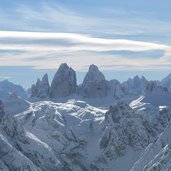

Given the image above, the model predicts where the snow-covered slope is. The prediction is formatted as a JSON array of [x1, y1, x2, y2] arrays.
[[2, 91, 171, 170], [15, 100, 106, 170], [2, 65, 171, 170], [0, 80, 29, 115], [0, 100, 62, 171], [12, 98, 167, 171], [3, 98, 30, 115], [0, 80, 27, 100], [131, 124, 171, 171], [2, 79, 171, 170], [91, 102, 157, 171], [129, 81, 171, 171]]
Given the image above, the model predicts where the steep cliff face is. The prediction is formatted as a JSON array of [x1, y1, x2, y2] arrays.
[[49, 63, 77, 98], [29, 64, 151, 101], [161, 73, 171, 92], [107, 79, 125, 99], [122, 75, 148, 96], [31, 73, 50, 98], [80, 64, 107, 98]]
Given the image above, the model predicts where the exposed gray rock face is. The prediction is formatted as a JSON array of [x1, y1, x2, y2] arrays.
[[107, 79, 125, 99], [145, 80, 168, 94], [161, 73, 171, 92], [81, 64, 107, 98], [122, 75, 148, 96], [132, 81, 171, 108], [49, 63, 77, 98], [31, 73, 50, 98]]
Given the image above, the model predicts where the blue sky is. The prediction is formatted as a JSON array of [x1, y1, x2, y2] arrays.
[[0, 0, 171, 88]]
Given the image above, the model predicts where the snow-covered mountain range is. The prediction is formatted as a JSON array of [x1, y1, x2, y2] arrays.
[[1, 63, 171, 171]]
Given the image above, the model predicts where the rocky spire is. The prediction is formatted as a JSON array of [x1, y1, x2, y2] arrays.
[[81, 64, 107, 98], [122, 75, 148, 95], [49, 63, 77, 98], [31, 73, 50, 98]]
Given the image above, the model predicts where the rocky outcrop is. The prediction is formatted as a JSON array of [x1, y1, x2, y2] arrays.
[[145, 80, 168, 94], [49, 63, 77, 98], [122, 75, 148, 96], [31, 73, 50, 98], [100, 102, 156, 159], [107, 79, 125, 99], [161, 73, 171, 92], [80, 64, 107, 98]]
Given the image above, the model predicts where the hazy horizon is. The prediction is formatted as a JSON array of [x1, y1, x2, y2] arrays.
[[1, 64, 171, 89]]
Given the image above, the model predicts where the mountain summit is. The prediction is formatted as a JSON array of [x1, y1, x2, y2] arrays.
[[49, 63, 77, 98], [80, 64, 107, 98]]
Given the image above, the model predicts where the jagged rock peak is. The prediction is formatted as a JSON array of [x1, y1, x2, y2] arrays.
[[122, 75, 148, 96], [81, 64, 107, 98], [89, 64, 99, 72], [86, 64, 105, 80], [100, 101, 156, 163], [49, 63, 77, 98], [42, 73, 48, 83], [105, 102, 132, 123], [146, 81, 168, 94], [58, 63, 70, 70], [107, 79, 125, 99], [31, 73, 50, 98], [141, 75, 147, 80]]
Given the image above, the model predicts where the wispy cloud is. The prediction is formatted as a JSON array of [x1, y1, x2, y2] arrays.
[[0, 31, 170, 71], [0, 2, 171, 73], [0, 31, 169, 52], [1, 2, 171, 40]]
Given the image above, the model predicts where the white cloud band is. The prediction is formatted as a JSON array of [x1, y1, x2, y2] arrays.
[[0, 31, 168, 52], [0, 31, 170, 71]]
